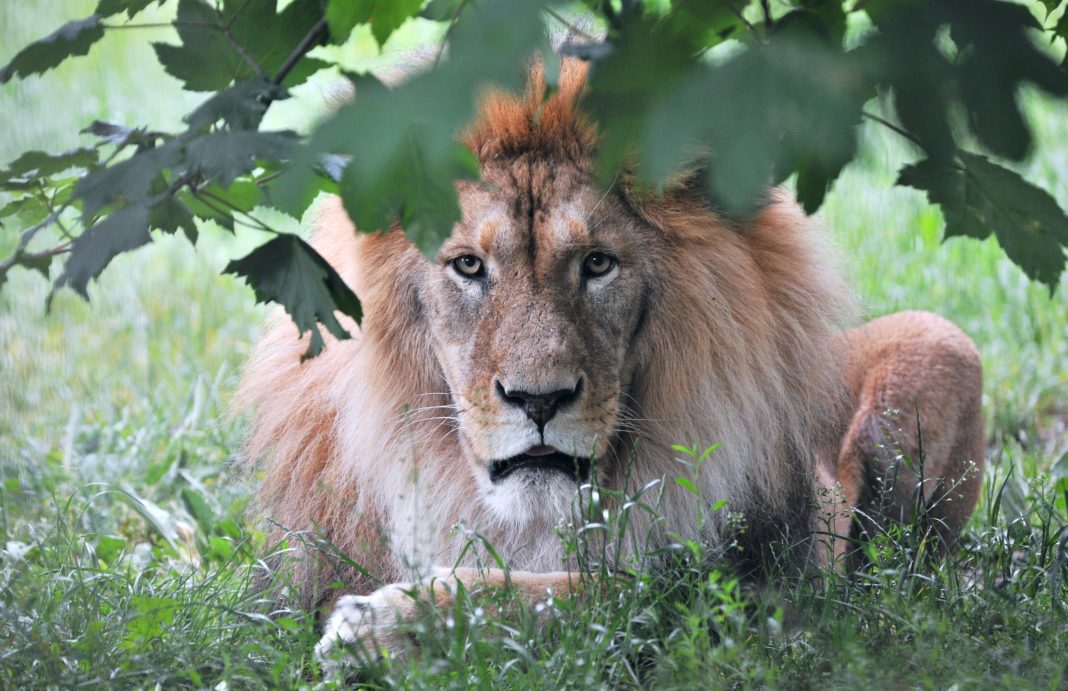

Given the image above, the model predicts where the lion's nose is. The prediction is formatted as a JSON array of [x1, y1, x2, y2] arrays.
[[495, 379, 583, 432]]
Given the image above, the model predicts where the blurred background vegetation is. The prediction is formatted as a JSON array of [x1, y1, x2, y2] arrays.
[[1, 1, 1065, 687]]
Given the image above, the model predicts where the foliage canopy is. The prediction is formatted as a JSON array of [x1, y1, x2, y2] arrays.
[[2, 0, 1067, 356]]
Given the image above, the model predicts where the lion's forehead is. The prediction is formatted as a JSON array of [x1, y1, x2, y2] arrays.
[[454, 195, 605, 264]]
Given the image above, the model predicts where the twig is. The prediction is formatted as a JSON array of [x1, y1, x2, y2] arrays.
[[759, 0, 772, 28], [193, 189, 278, 234], [601, 0, 621, 31], [546, 8, 596, 42], [0, 238, 71, 278], [272, 18, 328, 86], [435, 0, 471, 66], [862, 110, 924, 148]]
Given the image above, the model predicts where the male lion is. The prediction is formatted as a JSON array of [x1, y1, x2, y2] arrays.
[[235, 60, 984, 656]]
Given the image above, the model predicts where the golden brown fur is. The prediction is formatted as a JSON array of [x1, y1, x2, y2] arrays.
[[816, 311, 985, 565], [234, 59, 984, 653]]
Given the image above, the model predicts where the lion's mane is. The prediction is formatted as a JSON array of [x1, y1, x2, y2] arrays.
[[235, 61, 854, 606]]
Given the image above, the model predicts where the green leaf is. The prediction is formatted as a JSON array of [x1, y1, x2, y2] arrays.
[[634, 37, 864, 215], [154, 0, 328, 92], [327, 0, 424, 46], [149, 195, 198, 243], [340, 131, 478, 255], [420, 0, 469, 21], [950, 0, 1068, 161], [0, 196, 50, 226], [122, 595, 179, 650], [93, 535, 127, 564], [95, 0, 155, 18], [74, 139, 184, 219], [80, 120, 156, 147], [285, 0, 550, 253], [0, 15, 105, 84], [180, 487, 214, 536], [898, 152, 1068, 290], [0, 148, 98, 186], [54, 203, 152, 299], [675, 476, 699, 496], [184, 77, 289, 131], [224, 234, 363, 359], [184, 131, 298, 187]]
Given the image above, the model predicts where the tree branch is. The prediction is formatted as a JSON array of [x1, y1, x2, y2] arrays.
[[272, 17, 328, 86]]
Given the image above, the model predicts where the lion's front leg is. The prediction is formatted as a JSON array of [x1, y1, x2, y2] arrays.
[[315, 567, 579, 663]]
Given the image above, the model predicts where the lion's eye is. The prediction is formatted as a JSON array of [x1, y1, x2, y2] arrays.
[[582, 252, 616, 278], [451, 255, 485, 278]]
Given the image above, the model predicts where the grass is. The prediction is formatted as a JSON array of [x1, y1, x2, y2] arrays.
[[2, 2, 1067, 688]]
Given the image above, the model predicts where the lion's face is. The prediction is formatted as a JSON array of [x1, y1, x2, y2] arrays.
[[418, 160, 652, 519]]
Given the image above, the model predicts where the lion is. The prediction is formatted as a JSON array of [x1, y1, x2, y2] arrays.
[[233, 59, 984, 657]]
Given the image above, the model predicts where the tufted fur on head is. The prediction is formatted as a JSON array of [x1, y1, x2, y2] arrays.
[[234, 58, 855, 607]]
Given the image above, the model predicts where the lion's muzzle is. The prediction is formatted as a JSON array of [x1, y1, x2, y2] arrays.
[[494, 377, 584, 433]]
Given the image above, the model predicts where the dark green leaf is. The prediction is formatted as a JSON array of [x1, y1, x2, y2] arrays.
[[0, 15, 105, 84], [327, 0, 424, 46], [95, 0, 155, 18], [283, 0, 550, 252], [184, 131, 298, 187], [224, 234, 362, 359], [420, 0, 469, 21], [74, 140, 183, 219], [154, 0, 328, 92], [0, 148, 98, 186], [949, 1, 1068, 161], [341, 134, 478, 255], [0, 197, 50, 226], [898, 152, 1068, 289], [54, 203, 152, 299], [80, 121, 156, 147], [775, 1, 847, 45], [635, 37, 865, 215], [149, 195, 198, 243], [179, 189, 234, 232], [184, 78, 289, 131], [1057, 10, 1068, 41]]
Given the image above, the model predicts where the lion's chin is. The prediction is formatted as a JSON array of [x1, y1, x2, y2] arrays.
[[477, 446, 595, 527]]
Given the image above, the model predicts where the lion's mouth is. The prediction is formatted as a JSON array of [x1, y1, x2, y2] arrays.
[[489, 446, 591, 483]]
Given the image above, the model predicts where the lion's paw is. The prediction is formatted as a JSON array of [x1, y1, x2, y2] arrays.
[[315, 583, 417, 665]]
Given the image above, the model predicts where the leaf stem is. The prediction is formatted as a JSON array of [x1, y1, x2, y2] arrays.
[[436, 0, 471, 66], [224, 0, 255, 30], [100, 20, 218, 30], [222, 27, 265, 78], [272, 18, 328, 86], [193, 188, 278, 234], [863, 111, 923, 148]]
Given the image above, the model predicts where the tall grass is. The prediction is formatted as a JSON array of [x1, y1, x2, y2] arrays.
[[2, 2, 1067, 688]]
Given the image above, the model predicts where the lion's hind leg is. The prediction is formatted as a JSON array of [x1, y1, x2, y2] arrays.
[[836, 311, 985, 563]]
